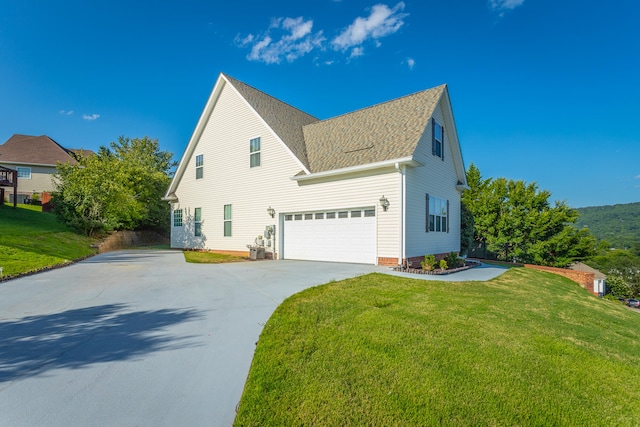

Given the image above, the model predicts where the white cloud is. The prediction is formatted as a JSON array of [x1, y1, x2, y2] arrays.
[[332, 2, 408, 51], [635, 174, 640, 179], [59, 110, 73, 116], [82, 113, 100, 121], [236, 17, 325, 64], [489, 0, 525, 15], [406, 57, 415, 70], [349, 47, 365, 59], [236, 3, 408, 64]]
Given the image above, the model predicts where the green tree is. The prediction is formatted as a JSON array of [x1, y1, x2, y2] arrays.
[[462, 163, 595, 266], [53, 136, 174, 236]]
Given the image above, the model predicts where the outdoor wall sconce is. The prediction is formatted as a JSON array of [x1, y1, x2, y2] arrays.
[[379, 196, 390, 212], [267, 206, 275, 218]]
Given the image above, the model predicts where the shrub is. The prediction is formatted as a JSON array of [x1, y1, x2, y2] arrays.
[[421, 254, 436, 271], [439, 259, 448, 270], [445, 252, 459, 269]]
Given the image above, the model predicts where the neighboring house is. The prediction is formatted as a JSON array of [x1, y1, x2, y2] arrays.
[[164, 73, 468, 266], [0, 134, 93, 203], [570, 262, 607, 296]]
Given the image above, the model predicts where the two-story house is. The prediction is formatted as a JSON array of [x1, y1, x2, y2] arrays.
[[0, 134, 93, 204], [164, 73, 468, 266]]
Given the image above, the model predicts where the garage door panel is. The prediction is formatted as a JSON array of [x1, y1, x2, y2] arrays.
[[283, 208, 376, 264]]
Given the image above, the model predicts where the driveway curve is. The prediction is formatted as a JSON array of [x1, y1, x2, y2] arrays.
[[0, 250, 378, 427], [0, 250, 506, 426]]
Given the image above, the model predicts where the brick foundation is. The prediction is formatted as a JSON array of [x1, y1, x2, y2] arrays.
[[524, 264, 597, 296], [378, 252, 458, 268], [377, 257, 399, 266]]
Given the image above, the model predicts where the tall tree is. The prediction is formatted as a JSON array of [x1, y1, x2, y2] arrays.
[[53, 136, 174, 236], [462, 163, 595, 266]]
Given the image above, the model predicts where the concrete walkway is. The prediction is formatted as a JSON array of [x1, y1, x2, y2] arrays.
[[0, 251, 506, 426]]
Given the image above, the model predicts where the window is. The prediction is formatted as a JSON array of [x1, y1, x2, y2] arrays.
[[326, 212, 336, 219], [432, 119, 444, 160], [250, 137, 261, 167], [338, 211, 348, 219], [294, 214, 303, 220], [364, 209, 376, 217], [17, 167, 31, 179], [315, 213, 324, 219], [285, 214, 293, 221], [194, 208, 202, 236], [351, 210, 361, 218], [304, 213, 313, 220], [426, 194, 449, 233], [173, 209, 183, 227], [224, 204, 232, 236], [195, 154, 203, 179]]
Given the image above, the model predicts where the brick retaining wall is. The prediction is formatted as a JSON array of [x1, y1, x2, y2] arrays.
[[524, 264, 597, 296]]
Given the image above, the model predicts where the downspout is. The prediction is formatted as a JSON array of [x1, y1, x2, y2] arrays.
[[395, 163, 406, 267]]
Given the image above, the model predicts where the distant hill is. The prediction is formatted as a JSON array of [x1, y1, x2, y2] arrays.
[[574, 202, 640, 249]]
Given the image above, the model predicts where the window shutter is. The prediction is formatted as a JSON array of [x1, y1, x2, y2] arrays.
[[446, 200, 450, 233], [431, 119, 435, 156], [441, 127, 445, 161], [425, 193, 430, 233]]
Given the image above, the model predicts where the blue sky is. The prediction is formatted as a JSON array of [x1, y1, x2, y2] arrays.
[[1, 0, 638, 208]]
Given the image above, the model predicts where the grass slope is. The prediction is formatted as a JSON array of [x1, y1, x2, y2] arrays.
[[236, 268, 640, 426], [0, 204, 97, 277]]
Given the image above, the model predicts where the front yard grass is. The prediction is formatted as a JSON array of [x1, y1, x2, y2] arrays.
[[0, 204, 97, 277], [183, 251, 250, 264], [235, 268, 640, 426]]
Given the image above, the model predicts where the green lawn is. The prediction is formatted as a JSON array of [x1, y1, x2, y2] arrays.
[[183, 251, 249, 264], [235, 268, 640, 426], [0, 204, 97, 277]]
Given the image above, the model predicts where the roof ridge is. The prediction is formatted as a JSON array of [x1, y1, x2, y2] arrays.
[[308, 84, 447, 126], [222, 73, 319, 121]]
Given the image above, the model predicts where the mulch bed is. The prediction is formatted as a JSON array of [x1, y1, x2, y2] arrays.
[[393, 259, 481, 275]]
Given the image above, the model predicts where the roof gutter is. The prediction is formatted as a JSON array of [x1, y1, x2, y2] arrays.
[[0, 160, 60, 167], [291, 156, 421, 182]]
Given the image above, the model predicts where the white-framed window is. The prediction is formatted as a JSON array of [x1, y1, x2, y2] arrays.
[[250, 137, 261, 167], [426, 194, 449, 233], [17, 167, 31, 179], [432, 119, 444, 160], [194, 208, 202, 236], [195, 154, 203, 179], [173, 209, 183, 227], [223, 204, 232, 236]]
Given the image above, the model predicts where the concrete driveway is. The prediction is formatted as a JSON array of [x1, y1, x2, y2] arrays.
[[0, 250, 379, 427], [0, 250, 507, 426]]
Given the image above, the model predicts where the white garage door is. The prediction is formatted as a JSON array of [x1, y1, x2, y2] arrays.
[[283, 207, 376, 264]]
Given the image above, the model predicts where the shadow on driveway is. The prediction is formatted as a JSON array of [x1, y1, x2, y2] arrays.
[[0, 304, 202, 383]]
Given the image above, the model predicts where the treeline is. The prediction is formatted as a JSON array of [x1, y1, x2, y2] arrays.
[[461, 164, 595, 267], [461, 163, 640, 298], [574, 202, 640, 250]]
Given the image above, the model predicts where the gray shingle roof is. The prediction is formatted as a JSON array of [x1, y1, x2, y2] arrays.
[[223, 74, 319, 171], [0, 134, 91, 166], [222, 74, 447, 174], [302, 85, 446, 173]]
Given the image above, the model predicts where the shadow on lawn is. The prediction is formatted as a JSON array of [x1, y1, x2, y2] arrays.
[[0, 303, 203, 382]]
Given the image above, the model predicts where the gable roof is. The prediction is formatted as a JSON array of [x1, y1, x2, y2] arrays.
[[302, 85, 445, 173], [0, 134, 91, 166], [165, 73, 467, 199], [224, 75, 319, 171], [570, 262, 607, 280]]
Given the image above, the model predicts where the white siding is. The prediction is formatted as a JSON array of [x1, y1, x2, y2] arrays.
[[171, 83, 400, 262], [404, 101, 462, 257]]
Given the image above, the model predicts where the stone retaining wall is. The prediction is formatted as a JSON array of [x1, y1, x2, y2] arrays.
[[97, 230, 169, 253]]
